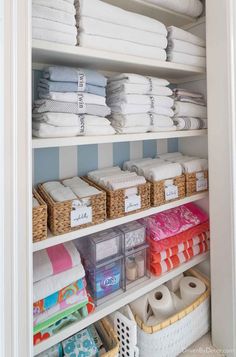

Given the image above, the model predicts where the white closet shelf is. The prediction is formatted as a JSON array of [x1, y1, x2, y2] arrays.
[[32, 40, 205, 79], [33, 251, 209, 355], [33, 192, 208, 252], [32, 130, 207, 149]]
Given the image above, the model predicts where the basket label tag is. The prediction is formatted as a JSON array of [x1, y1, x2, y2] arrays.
[[196, 178, 208, 192], [125, 195, 141, 213], [71, 206, 92, 227], [165, 185, 178, 201], [77, 94, 86, 113], [77, 72, 86, 91]]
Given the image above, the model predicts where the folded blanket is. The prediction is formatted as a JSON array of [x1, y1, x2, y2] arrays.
[[107, 94, 174, 108], [146, 162, 182, 181], [33, 278, 85, 316], [33, 0, 75, 14], [32, 28, 76, 45], [174, 117, 207, 130], [33, 264, 85, 302], [175, 97, 206, 106], [39, 92, 106, 106], [151, 232, 209, 263], [110, 113, 173, 128], [174, 102, 207, 118], [168, 26, 205, 47], [38, 78, 106, 97], [32, 4, 75, 25], [142, 203, 209, 242], [33, 100, 111, 117], [167, 51, 206, 67], [151, 240, 209, 276], [107, 81, 172, 96], [43, 66, 107, 87], [33, 113, 110, 127], [79, 33, 167, 61], [79, 16, 168, 49], [33, 17, 77, 35], [167, 39, 206, 57], [109, 103, 174, 117], [173, 88, 204, 99], [145, 0, 203, 18], [75, 0, 167, 36], [33, 242, 81, 283]]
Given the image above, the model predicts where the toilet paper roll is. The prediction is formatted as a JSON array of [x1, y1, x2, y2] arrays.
[[126, 261, 138, 281], [180, 276, 206, 305], [135, 254, 145, 278], [171, 292, 185, 312], [130, 294, 152, 323], [148, 285, 175, 320], [165, 273, 184, 292]]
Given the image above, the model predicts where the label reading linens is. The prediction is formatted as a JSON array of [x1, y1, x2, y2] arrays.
[[196, 178, 208, 192], [125, 195, 141, 213], [77, 73, 86, 91], [71, 206, 92, 227], [165, 185, 178, 201]]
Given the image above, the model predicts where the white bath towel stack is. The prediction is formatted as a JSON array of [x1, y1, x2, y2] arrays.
[[143, 0, 203, 18], [107, 73, 176, 134], [32, 0, 77, 45], [167, 26, 206, 68], [75, 0, 168, 60]]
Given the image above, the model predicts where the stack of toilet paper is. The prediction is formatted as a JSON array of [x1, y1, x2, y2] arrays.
[[130, 273, 206, 327]]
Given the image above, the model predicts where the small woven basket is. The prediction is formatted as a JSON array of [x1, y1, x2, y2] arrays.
[[95, 318, 119, 357], [32, 189, 47, 242], [186, 170, 208, 196], [86, 178, 151, 219], [38, 177, 106, 235], [150, 174, 186, 206]]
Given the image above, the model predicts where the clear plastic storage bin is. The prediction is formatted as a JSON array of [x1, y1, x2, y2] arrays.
[[118, 221, 146, 252], [125, 244, 149, 289]]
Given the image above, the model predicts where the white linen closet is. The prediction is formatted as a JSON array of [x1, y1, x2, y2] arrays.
[[2, 0, 236, 356]]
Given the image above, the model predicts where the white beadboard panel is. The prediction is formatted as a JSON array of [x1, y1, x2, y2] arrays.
[[156, 139, 168, 154], [98, 143, 113, 168], [130, 141, 143, 159], [59, 146, 78, 179]]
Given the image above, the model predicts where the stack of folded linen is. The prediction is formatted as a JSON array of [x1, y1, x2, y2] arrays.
[[33, 66, 115, 138], [143, 0, 203, 18], [107, 73, 176, 134], [158, 152, 208, 173], [75, 0, 168, 60], [88, 166, 146, 190], [167, 26, 206, 67], [140, 203, 210, 276], [32, 0, 77, 45], [172, 88, 207, 130], [123, 157, 182, 181], [33, 242, 88, 337]]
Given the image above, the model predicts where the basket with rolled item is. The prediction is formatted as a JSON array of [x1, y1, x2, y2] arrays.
[[37, 176, 106, 235], [86, 166, 151, 219]]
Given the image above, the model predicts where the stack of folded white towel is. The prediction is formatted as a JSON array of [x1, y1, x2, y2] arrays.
[[143, 0, 203, 18], [158, 152, 208, 173], [42, 177, 101, 203], [107, 73, 176, 134], [88, 166, 146, 190], [167, 26, 206, 67], [33, 66, 116, 138], [172, 88, 207, 130], [75, 0, 168, 60], [123, 158, 183, 182], [32, 0, 77, 45]]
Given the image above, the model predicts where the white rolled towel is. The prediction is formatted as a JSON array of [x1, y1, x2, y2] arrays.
[[50, 187, 78, 202], [180, 158, 208, 173], [62, 177, 89, 188], [147, 162, 183, 181], [123, 158, 152, 171]]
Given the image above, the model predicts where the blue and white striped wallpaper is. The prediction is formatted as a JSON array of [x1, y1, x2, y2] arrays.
[[32, 70, 178, 185]]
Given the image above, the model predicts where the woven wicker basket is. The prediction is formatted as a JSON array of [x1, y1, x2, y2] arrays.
[[133, 269, 210, 357], [86, 178, 151, 219], [32, 189, 47, 242], [38, 178, 106, 235], [96, 318, 119, 357], [186, 170, 208, 196], [150, 174, 186, 206]]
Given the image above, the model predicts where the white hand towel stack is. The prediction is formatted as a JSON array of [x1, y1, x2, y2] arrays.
[[143, 0, 203, 18], [172, 88, 207, 131], [167, 26, 206, 68], [75, 0, 168, 60], [158, 152, 208, 173], [32, 0, 77, 45], [107, 73, 176, 134]]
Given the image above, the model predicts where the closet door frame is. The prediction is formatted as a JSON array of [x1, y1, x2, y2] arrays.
[[207, 0, 236, 355], [3, 0, 32, 356]]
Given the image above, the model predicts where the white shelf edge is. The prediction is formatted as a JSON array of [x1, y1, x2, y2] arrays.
[[32, 130, 207, 149], [33, 251, 209, 355], [33, 192, 208, 252]]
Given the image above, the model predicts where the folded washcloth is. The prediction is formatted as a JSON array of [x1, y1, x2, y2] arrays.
[[168, 26, 205, 47], [33, 113, 111, 127], [43, 66, 107, 87], [33, 197, 40, 208], [123, 158, 152, 171], [78, 33, 167, 61], [99, 172, 137, 186], [79, 16, 168, 48], [32, 28, 76, 45], [174, 102, 207, 118], [33, 100, 111, 117], [33, 242, 81, 283], [33, 17, 77, 35], [72, 186, 101, 198], [49, 187, 78, 202], [42, 181, 63, 192], [109, 176, 146, 190], [144, 0, 203, 18], [107, 81, 172, 96], [32, 123, 81, 138], [32, 4, 75, 25], [88, 167, 122, 182], [109, 103, 174, 117], [33, 0, 75, 14], [167, 51, 206, 67], [75, 0, 167, 36], [167, 39, 206, 57], [38, 78, 106, 97], [38, 92, 106, 106], [107, 94, 174, 108], [147, 162, 183, 181], [62, 177, 89, 188], [108, 73, 169, 87]]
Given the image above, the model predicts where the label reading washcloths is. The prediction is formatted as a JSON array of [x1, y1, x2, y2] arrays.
[[125, 195, 141, 213], [165, 179, 179, 201]]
